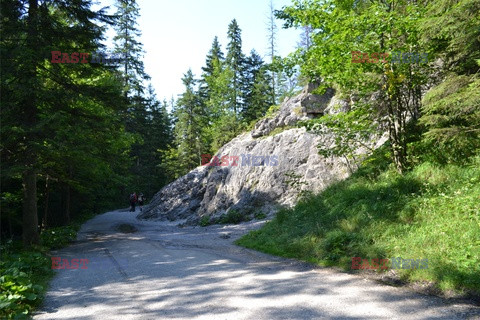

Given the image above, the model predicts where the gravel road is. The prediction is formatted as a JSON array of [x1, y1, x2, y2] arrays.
[[33, 209, 479, 320]]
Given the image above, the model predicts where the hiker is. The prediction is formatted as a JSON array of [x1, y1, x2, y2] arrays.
[[129, 192, 137, 212], [138, 193, 145, 212]]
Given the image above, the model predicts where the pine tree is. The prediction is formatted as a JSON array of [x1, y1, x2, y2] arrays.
[[112, 0, 173, 198], [226, 19, 246, 115], [242, 50, 274, 123], [201, 37, 225, 87], [113, 0, 150, 97], [266, 0, 278, 104], [174, 70, 206, 172], [418, 0, 480, 163], [0, 0, 131, 245], [199, 36, 226, 122]]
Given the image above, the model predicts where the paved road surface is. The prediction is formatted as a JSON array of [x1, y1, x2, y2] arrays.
[[33, 209, 479, 320]]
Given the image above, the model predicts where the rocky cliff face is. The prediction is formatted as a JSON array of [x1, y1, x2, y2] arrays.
[[138, 87, 386, 225]]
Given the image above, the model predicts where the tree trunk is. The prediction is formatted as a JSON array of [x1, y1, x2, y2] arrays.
[[21, 0, 40, 247], [388, 99, 407, 174], [42, 175, 50, 230], [22, 169, 39, 247], [65, 184, 71, 224]]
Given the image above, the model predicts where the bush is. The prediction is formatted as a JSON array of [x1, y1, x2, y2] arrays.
[[40, 225, 78, 249], [0, 242, 53, 319], [1, 215, 90, 318], [254, 211, 267, 220], [199, 216, 211, 227], [219, 209, 249, 224]]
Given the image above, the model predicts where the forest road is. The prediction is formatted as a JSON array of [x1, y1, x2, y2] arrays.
[[33, 209, 480, 320]]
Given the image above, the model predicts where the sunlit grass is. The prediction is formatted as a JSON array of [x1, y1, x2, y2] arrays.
[[237, 147, 480, 295]]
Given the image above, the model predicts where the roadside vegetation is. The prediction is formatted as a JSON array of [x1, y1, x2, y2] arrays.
[[0, 215, 91, 319], [237, 145, 480, 296], [237, 0, 480, 298]]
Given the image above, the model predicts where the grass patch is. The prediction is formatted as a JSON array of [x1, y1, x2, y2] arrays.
[[237, 147, 480, 295]]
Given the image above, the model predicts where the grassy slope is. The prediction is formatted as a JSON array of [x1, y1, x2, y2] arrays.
[[237, 147, 480, 295]]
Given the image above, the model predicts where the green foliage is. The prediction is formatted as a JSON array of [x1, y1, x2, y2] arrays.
[[276, 0, 431, 173], [0, 0, 143, 243], [419, 74, 480, 163], [419, 0, 480, 74], [254, 211, 267, 220], [199, 216, 211, 227], [219, 209, 250, 224], [226, 19, 246, 115], [265, 104, 281, 118], [172, 20, 279, 167], [40, 226, 78, 250], [237, 147, 480, 294], [242, 50, 274, 123], [174, 69, 207, 172], [113, 0, 150, 92], [0, 211, 91, 318], [302, 106, 379, 172], [0, 247, 52, 319]]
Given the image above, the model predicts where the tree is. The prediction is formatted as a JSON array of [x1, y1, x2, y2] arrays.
[[128, 85, 173, 196], [0, 0, 130, 245], [226, 19, 246, 115], [266, 0, 278, 104], [173, 70, 206, 172], [242, 50, 274, 123], [418, 0, 480, 163], [276, 0, 429, 173], [199, 36, 225, 102], [112, 0, 173, 198], [113, 0, 150, 97]]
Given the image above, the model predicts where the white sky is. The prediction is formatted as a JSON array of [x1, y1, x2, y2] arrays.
[[98, 0, 300, 101]]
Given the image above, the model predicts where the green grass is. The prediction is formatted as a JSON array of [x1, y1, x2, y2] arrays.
[[236, 147, 480, 295]]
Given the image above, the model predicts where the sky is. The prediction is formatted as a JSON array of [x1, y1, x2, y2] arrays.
[[98, 0, 301, 101]]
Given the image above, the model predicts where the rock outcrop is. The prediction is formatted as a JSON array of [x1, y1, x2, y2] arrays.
[[138, 87, 386, 224]]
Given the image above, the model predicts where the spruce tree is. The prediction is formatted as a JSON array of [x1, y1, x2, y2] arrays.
[[174, 70, 206, 172], [113, 0, 150, 96], [0, 0, 130, 245], [226, 19, 246, 115], [242, 50, 274, 123], [266, 0, 278, 104]]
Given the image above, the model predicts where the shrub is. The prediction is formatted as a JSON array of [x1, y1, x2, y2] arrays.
[[0, 243, 53, 319]]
